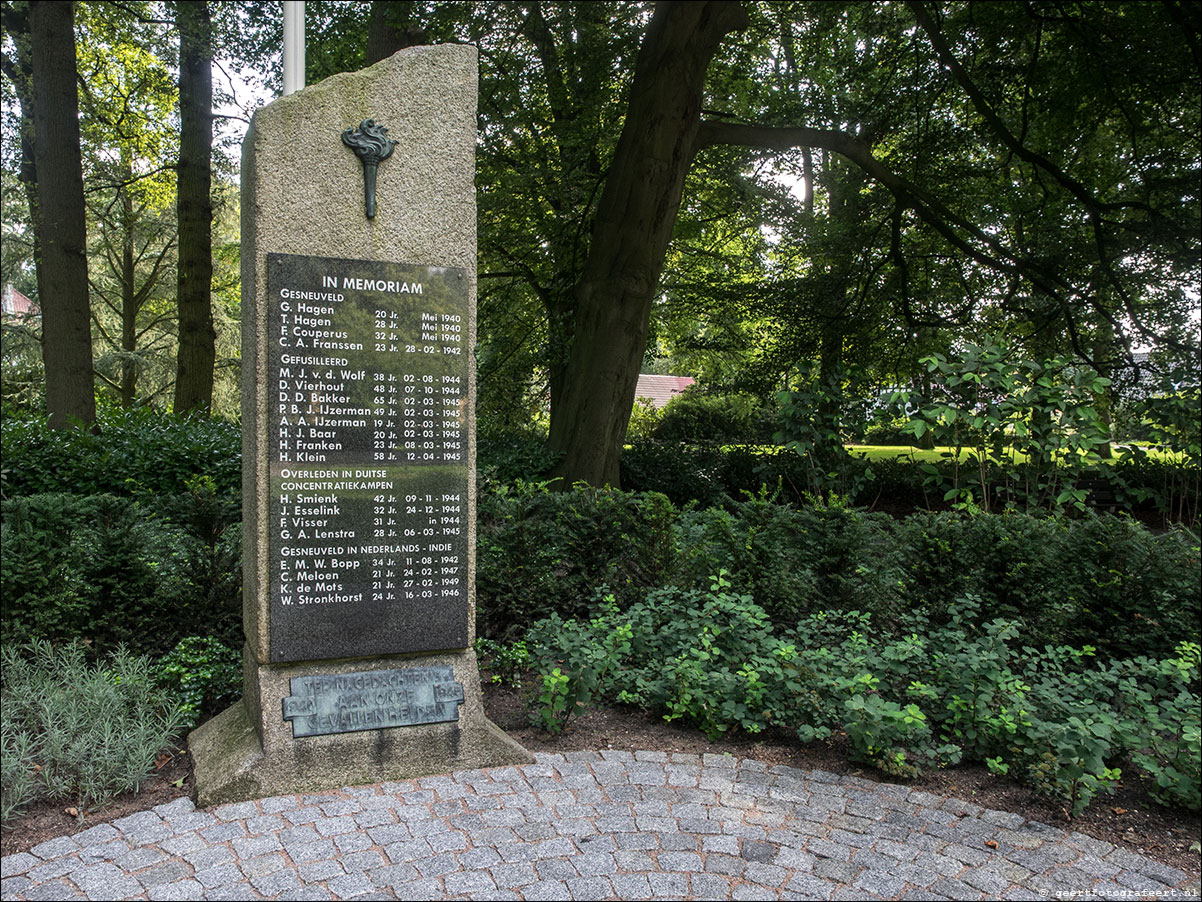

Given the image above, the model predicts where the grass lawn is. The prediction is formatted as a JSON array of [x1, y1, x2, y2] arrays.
[[736, 443, 1186, 465]]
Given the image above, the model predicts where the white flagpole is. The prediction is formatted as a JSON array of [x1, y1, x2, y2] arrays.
[[282, 1, 305, 96]]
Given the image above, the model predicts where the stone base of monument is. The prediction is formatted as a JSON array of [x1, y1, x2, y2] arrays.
[[190, 648, 531, 807]]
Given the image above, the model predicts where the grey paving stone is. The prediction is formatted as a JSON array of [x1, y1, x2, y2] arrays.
[[165, 810, 217, 833], [413, 852, 459, 878], [853, 869, 908, 898], [195, 862, 246, 889], [213, 800, 260, 821], [136, 859, 194, 888], [329, 871, 378, 898], [892, 860, 942, 888], [658, 850, 703, 871], [316, 814, 359, 836], [742, 839, 778, 863], [1, 853, 40, 879], [7, 754, 1199, 902], [733, 885, 780, 901], [219, 886, 281, 901], [930, 876, 987, 900], [77, 839, 131, 865], [338, 849, 385, 874], [428, 830, 469, 852], [445, 869, 498, 895], [201, 820, 248, 842], [184, 843, 235, 870], [72, 861, 144, 898], [388, 876, 445, 900], [785, 871, 836, 900], [566, 875, 614, 900], [29, 835, 80, 859], [485, 860, 536, 888], [573, 852, 617, 877], [18, 881, 86, 902], [703, 835, 741, 855], [239, 851, 287, 879], [807, 838, 852, 862], [289, 838, 339, 863], [114, 845, 166, 871], [27, 857, 82, 883], [153, 797, 197, 819], [962, 866, 1013, 894], [298, 858, 346, 882], [691, 872, 734, 898], [1, 875, 33, 898], [534, 856, 579, 881], [610, 856, 658, 875], [812, 857, 858, 884], [146, 878, 208, 901], [366, 862, 421, 887], [251, 868, 307, 896], [1137, 859, 1189, 886], [259, 794, 299, 813], [522, 878, 571, 900], [745, 861, 788, 888], [111, 810, 170, 842], [334, 832, 373, 856]]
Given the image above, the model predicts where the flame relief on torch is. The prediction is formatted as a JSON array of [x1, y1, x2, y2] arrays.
[[342, 119, 397, 219]]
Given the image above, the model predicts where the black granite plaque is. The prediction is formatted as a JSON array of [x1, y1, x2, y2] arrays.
[[267, 253, 470, 663], [281, 666, 464, 738]]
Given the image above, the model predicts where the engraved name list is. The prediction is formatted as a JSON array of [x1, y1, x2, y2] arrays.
[[266, 253, 470, 663]]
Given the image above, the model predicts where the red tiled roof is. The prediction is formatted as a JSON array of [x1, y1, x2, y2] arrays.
[[634, 374, 696, 409], [2, 285, 37, 317]]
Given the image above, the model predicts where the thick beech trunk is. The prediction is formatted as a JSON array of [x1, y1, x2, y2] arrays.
[[548, 1, 748, 487], [30, 1, 95, 429], [173, 0, 215, 416]]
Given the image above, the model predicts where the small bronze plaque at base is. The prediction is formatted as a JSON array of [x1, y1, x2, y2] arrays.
[[282, 666, 464, 738]]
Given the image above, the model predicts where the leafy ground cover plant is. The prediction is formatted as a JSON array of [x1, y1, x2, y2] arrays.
[[509, 586, 1200, 816], [524, 596, 633, 734], [1, 641, 184, 825]]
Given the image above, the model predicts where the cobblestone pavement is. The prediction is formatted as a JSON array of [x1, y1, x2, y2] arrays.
[[2, 751, 1199, 902]]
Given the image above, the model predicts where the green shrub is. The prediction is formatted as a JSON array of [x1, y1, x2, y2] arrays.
[[477, 433, 560, 488], [0, 406, 240, 498], [476, 482, 679, 639], [1, 492, 244, 657], [891, 511, 1199, 659], [677, 491, 904, 628], [1, 641, 184, 823], [621, 441, 731, 508], [652, 392, 776, 444], [156, 637, 242, 730]]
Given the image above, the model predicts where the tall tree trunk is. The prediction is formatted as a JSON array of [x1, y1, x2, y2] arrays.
[[121, 164, 138, 408], [548, 1, 748, 487], [1, 3, 39, 271], [173, 0, 215, 416], [29, 0, 95, 429], [366, 0, 422, 65]]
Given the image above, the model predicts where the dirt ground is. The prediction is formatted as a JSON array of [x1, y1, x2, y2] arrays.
[[3, 681, 1199, 881]]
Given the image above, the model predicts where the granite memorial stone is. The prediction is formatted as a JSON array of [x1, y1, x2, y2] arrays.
[[188, 45, 530, 807]]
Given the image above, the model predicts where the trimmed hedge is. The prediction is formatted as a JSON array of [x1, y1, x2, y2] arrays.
[[0, 406, 240, 498]]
